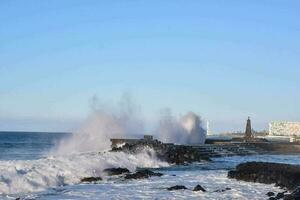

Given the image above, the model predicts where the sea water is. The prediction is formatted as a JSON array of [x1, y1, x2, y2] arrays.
[[0, 132, 299, 200]]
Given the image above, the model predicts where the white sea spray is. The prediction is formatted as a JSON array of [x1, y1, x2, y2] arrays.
[[0, 148, 168, 195]]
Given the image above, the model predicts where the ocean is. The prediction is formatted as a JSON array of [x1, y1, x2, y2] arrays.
[[0, 131, 299, 200]]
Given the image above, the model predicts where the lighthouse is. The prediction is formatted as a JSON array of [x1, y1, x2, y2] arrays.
[[244, 117, 254, 141]]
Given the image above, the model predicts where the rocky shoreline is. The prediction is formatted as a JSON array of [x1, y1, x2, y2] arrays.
[[111, 139, 211, 164], [228, 162, 300, 190], [80, 168, 163, 183], [77, 160, 300, 200], [61, 141, 300, 200], [110, 141, 300, 199], [228, 162, 300, 199], [80, 167, 225, 194]]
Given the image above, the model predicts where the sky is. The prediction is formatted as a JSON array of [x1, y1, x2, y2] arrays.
[[0, 0, 299, 133]]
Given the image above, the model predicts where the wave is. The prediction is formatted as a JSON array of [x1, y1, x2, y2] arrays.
[[0, 148, 168, 195]]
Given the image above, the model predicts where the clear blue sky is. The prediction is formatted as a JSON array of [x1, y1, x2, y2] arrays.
[[0, 0, 299, 133]]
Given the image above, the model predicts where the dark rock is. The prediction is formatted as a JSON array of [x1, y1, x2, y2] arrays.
[[111, 139, 211, 164], [269, 197, 277, 200], [103, 167, 130, 176], [214, 188, 232, 192], [276, 192, 285, 199], [193, 184, 206, 192], [227, 170, 237, 178], [283, 195, 294, 200], [228, 162, 300, 190], [283, 187, 300, 200], [267, 192, 275, 197], [81, 177, 102, 183], [124, 169, 163, 180], [167, 185, 187, 191], [291, 187, 300, 195]]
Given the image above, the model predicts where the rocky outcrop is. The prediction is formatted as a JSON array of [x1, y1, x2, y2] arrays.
[[167, 185, 187, 191], [81, 177, 102, 183], [124, 169, 163, 180], [164, 145, 211, 164], [228, 162, 300, 190], [266, 192, 275, 197], [284, 187, 300, 200], [193, 184, 206, 192], [103, 167, 130, 176], [112, 139, 210, 164]]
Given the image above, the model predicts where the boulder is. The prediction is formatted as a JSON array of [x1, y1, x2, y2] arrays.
[[124, 169, 163, 180], [167, 185, 187, 191], [228, 162, 300, 190], [81, 177, 102, 183], [193, 184, 206, 192], [214, 188, 231, 192], [276, 192, 285, 199], [266, 192, 275, 197], [103, 167, 130, 176]]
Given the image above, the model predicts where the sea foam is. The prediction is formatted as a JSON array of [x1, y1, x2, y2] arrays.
[[0, 149, 168, 195]]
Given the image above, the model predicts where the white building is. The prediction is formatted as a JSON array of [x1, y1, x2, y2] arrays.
[[269, 122, 300, 137]]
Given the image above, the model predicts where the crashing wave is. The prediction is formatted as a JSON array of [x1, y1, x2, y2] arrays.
[[0, 149, 168, 195]]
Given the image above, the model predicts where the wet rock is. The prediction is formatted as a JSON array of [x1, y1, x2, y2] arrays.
[[228, 162, 300, 190], [103, 167, 130, 176], [291, 187, 300, 199], [283, 187, 300, 200], [214, 188, 231, 192], [124, 169, 163, 180], [227, 170, 237, 178], [267, 192, 275, 197], [111, 139, 211, 164], [283, 195, 294, 200], [167, 185, 187, 191], [276, 192, 285, 199], [81, 177, 102, 183], [193, 184, 206, 192]]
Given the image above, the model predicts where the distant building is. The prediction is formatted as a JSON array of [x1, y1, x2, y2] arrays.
[[143, 135, 154, 141], [269, 122, 300, 137]]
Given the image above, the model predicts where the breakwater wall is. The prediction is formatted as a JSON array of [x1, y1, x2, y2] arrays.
[[251, 142, 300, 154], [111, 137, 300, 164], [111, 139, 266, 164]]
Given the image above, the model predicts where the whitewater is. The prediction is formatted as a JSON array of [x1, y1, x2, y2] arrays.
[[2, 150, 300, 199], [0, 149, 168, 195], [0, 100, 298, 199]]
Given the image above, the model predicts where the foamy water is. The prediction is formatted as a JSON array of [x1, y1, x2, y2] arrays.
[[1, 130, 300, 200], [0, 149, 168, 196], [44, 170, 281, 200], [2, 154, 300, 199]]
